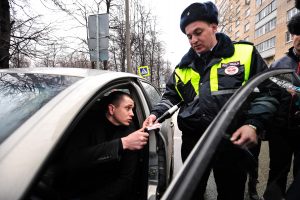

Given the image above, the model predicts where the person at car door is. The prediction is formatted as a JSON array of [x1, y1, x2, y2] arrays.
[[263, 13, 300, 200], [57, 91, 149, 200], [144, 2, 279, 200]]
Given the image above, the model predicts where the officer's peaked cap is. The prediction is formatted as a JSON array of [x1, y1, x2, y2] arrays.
[[180, 1, 218, 33]]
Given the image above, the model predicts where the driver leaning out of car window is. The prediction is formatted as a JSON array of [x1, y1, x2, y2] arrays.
[[55, 91, 149, 200]]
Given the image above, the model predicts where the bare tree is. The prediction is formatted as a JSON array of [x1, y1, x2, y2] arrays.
[[132, 3, 150, 68], [47, 0, 119, 70], [109, 2, 127, 72], [56, 51, 91, 68], [129, 1, 171, 88], [0, 0, 58, 68], [10, 53, 30, 68], [2, 0, 172, 89], [0, 0, 11, 68]]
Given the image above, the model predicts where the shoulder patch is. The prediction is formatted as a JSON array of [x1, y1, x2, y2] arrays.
[[233, 40, 254, 45]]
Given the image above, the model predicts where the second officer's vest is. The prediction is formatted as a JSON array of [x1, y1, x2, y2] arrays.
[[174, 43, 253, 101]]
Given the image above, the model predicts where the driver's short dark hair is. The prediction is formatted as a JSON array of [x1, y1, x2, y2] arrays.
[[101, 91, 132, 113]]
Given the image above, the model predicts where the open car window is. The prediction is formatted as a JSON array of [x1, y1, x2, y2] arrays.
[[24, 81, 151, 200], [163, 69, 300, 200], [140, 81, 161, 108]]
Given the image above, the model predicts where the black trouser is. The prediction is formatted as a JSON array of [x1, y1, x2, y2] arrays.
[[181, 133, 248, 200], [286, 171, 300, 200], [266, 129, 300, 197], [248, 139, 261, 183]]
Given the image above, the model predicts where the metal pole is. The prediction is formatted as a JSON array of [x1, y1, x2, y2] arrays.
[[96, 14, 100, 69], [125, 0, 132, 73]]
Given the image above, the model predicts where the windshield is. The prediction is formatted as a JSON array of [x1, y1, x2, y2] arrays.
[[0, 72, 81, 144]]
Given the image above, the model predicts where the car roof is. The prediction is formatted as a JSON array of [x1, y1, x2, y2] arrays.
[[0, 67, 139, 79]]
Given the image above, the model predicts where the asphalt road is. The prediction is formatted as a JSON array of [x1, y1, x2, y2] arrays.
[[171, 112, 293, 200]]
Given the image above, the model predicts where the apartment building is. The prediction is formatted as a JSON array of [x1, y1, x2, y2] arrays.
[[215, 0, 299, 65]]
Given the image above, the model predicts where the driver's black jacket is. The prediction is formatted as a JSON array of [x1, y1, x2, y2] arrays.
[[151, 33, 279, 136], [56, 113, 138, 200]]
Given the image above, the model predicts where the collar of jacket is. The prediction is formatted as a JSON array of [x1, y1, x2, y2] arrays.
[[287, 47, 300, 62], [176, 33, 235, 69]]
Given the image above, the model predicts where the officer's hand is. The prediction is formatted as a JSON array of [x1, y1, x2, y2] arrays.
[[121, 128, 149, 150], [143, 114, 157, 127], [231, 125, 258, 148]]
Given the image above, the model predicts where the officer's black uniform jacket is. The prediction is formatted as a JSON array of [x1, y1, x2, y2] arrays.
[[270, 47, 300, 131], [151, 33, 278, 136], [57, 113, 138, 200]]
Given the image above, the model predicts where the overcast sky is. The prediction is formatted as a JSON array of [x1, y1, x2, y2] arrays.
[[144, 0, 204, 67], [144, 0, 211, 66], [30, 0, 212, 67]]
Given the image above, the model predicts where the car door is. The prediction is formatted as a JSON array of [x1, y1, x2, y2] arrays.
[[161, 69, 300, 200], [22, 76, 172, 200], [139, 80, 175, 199]]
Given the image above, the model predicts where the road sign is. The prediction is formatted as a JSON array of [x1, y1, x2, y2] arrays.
[[89, 49, 109, 61], [138, 66, 150, 77], [88, 14, 109, 39], [88, 38, 109, 50], [88, 14, 109, 62]]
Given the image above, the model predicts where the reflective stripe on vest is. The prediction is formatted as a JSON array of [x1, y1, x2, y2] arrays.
[[210, 43, 253, 92], [174, 67, 199, 100], [175, 43, 253, 99]]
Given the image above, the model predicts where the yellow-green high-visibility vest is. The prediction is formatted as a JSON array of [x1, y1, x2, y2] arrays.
[[175, 43, 253, 100]]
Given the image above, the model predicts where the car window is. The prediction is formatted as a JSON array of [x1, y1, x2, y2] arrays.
[[0, 73, 81, 144], [162, 70, 300, 200], [140, 81, 161, 107], [24, 84, 151, 200]]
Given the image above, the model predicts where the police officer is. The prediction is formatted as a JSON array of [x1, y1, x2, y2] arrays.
[[145, 1, 278, 200]]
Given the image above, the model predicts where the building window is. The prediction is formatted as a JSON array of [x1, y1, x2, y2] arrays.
[[286, 32, 292, 43], [287, 8, 299, 22], [245, 0, 250, 5], [256, 0, 262, 6], [255, 17, 276, 38], [256, 37, 276, 52], [244, 23, 250, 32], [228, 25, 232, 32], [236, 19, 240, 27], [244, 36, 250, 41], [245, 8, 251, 17], [235, 31, 240, 39], [255, 0, 277, 23], [236, 5, 241, 14]]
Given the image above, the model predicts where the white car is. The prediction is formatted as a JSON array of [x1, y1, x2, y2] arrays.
[[0, 67, 174, 200]]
